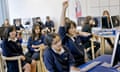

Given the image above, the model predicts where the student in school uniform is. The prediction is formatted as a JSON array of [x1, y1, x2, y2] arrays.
[[14, 19, 24, 31], [82, 16, 94, 33], [35, 17, 45, 29], [44, 33, 80, 72], [102, 10, 114, 48], [45, 16, 55, 32], [81, 16, 100, 59], [26, 24, 45, 72], [17, 32, 23, 44], [1, 26, 31, 72], [1, 19, 11, 40], [14, 19, 24, 40], [59, 1, 92, 66], [2, 19, 10, 27]]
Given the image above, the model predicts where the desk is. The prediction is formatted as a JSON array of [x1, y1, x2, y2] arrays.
[[91, 34, 115, 57], [79, 55, 119, 72], [100, 35, 115, 55], [92, 29, 116, 55]]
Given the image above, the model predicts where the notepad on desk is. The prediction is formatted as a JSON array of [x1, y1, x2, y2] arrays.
[[80, 61, 101, 72]]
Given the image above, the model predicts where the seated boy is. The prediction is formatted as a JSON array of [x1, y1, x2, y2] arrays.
[[43, 33, 80, 72]]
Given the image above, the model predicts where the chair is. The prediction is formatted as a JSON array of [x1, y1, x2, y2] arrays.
[[0, 53, 5, 72], [2, 56, 22, 72], [37, 48, 48, 72], [84, 35, 97, 62], [91, 36, 95, 60]]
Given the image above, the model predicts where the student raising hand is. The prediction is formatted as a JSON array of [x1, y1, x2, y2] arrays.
[[61, 1, 69, 26]]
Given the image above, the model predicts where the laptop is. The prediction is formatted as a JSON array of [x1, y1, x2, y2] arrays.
[[101, 32, 120, 67], [111, 32, 120, 66], [102, 16, 113, 29], [93, 16, 101, 28], [80, 32, 120, 72], [111, 15, 120, 28], [77, 17, 86, 26]]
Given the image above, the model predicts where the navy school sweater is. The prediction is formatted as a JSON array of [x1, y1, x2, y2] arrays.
[[27, 35, 44, 53], [1, 39, 32, 72], [1, 39, 23, 57], [43, 46, 75, 72], [59, 27, 92, 66]]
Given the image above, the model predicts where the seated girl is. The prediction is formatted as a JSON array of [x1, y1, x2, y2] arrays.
[[26, 24, 45, 72], [59, 1, 92, 66], [1, 26, 31, 72], [81, 16, 100, 59]]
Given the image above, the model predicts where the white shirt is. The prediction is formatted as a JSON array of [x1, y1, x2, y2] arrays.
[[52, 47, 65, 55], [8, 37, 17, 42]]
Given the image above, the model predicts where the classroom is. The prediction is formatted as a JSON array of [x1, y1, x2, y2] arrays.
[[0, 0, 120, 72]]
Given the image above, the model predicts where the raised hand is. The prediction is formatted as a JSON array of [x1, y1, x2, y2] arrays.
[[63, 1, 69, 9], [60, 1, 69, 26]]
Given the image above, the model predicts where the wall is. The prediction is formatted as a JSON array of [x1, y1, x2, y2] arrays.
[[0, 0, 9, 26], [8, 0, 62, 25], [8, 0, 87, 27], [8, 0, 120, 27], [87, 0, 120, 16], [68, 0, 87, 21]]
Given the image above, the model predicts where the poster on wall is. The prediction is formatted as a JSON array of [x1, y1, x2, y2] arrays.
[[75, 0, 82, 18]]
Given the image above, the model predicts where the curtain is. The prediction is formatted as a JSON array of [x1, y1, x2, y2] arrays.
[[0, 0, 9, 26]]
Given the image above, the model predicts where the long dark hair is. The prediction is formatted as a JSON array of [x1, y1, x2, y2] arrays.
[[31, 24, 42, 40], [3, 26, 16, 40], [103, 10, 111, 23]]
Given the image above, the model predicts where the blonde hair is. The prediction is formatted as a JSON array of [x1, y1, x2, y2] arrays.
[[103, 10, 111, 22]]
